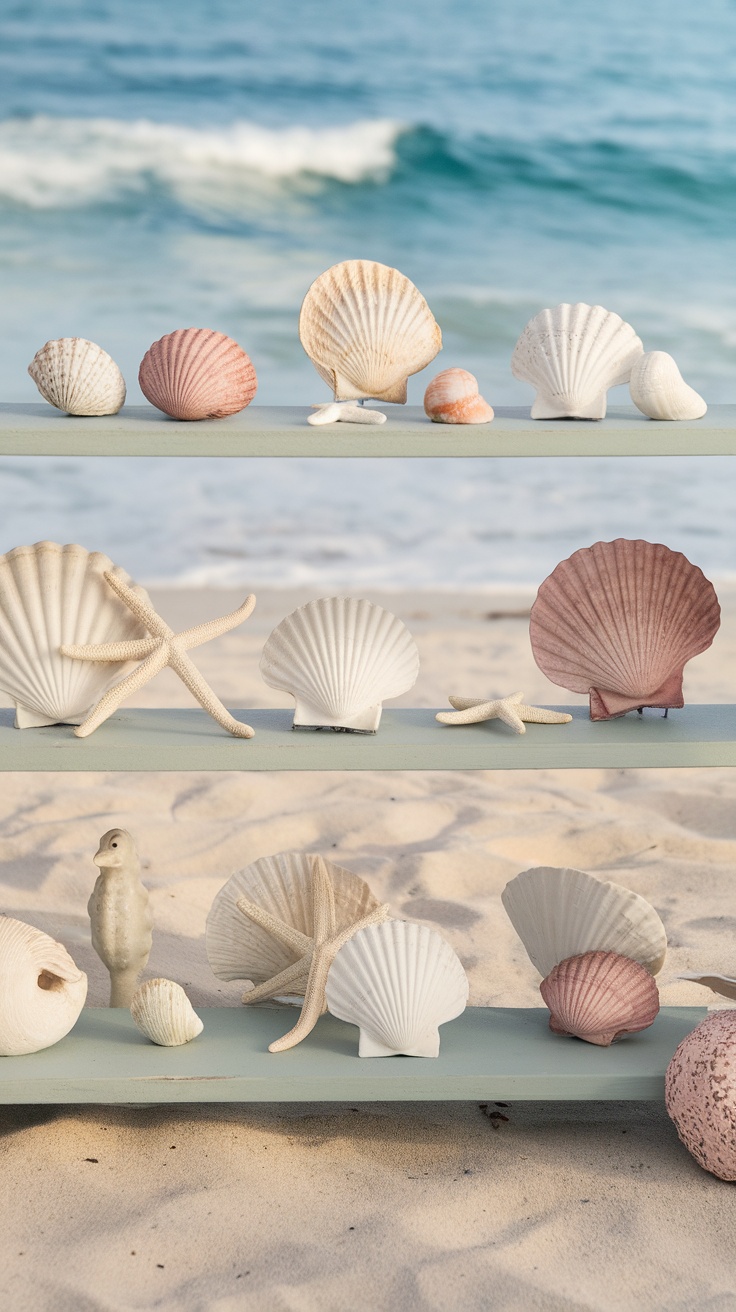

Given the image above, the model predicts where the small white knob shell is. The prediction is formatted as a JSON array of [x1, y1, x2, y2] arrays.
[[629, 351, 707, 421], [130, 978, 203, 1046]]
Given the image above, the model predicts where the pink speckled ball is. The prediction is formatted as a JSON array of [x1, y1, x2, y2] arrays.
[[665, 1010, 736, 1181]]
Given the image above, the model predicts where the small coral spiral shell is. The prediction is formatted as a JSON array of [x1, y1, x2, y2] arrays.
[[423, 369, 494, 425], [540, 950, 660, 1045], [665, 1010, 736, 1181], [139, 328, 257, 421]]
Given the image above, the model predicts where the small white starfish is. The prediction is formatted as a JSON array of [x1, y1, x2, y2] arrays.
[[236, 855, 390, 1052], [436, 691, 573, 735], [61, 572, 256, 738], [308, 401, 387, 426]]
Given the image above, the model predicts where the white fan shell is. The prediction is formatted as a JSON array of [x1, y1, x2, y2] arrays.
[[0, 542, 152, 728], [130, 978, 203, 1046], [501, 866, 667, 979], [629, 351, 707, 421], [260, 596, 420, 731], [325, 919, 469, 1057], [0, 916, 87, 1056], [511, 303, 644, 419], [28, 337, 126, 416]]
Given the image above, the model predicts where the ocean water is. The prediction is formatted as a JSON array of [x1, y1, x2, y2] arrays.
[[0, 0, 735, 588]]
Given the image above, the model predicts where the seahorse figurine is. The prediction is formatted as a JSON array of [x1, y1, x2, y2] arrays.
[[88, 828, 153, 1006]]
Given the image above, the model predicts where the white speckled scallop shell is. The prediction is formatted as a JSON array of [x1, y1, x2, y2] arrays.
[[0, 916, 87, 1055], [629, 351, 707, 421], [511, 303, 643, 419], [501, 866, 667, 979], [28, 338, 126, 416], [260, 596, 420, 731], [299, 260, 442, 403], [326, 919, 468, 1057], [130, 978, 203, 1046], [0, 541, 152, 728]]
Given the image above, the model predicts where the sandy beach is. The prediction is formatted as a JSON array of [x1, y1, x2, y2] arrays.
[[1, 586, 736, 1311]]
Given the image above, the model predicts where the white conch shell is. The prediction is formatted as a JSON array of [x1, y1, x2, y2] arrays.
[[678, 973, 736, 1000], [260, 596, 420, 732], [0, 541, 152, 728], [28, 338, 126, 416], [130, 978, 203, 1046], [502, 866, 667, 979], [511, 303, 643, 419], [299, 259, 442, 403], [0, 916, 87, 1055], [629, 351, 707, 421], [325, 919, 469, 1057]]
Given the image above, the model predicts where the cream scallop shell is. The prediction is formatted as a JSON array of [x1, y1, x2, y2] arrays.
[[0, 916, 87, 1055], [299, 260, 442, 403], [501, 865, 667, 979], [205, 852, 386, 989], [260, 596, 420, 732], [130, 978, 203, 1046], [28, 337, 126, 416], [0, 541, 152, 728], [423, 368, 494, 424], [325, 919, 469, 1057], [629, 351, 707, 421], [138, 327, 257, 421], [540, 950, 660, 1046], [511, 303, 643, 419]]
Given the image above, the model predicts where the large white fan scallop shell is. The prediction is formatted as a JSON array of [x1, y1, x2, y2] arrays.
[[299, 259, 442, 404], [502, 866, 667, 980], [28, 338, 126, 416], [260, 596, 420, 732], [326, 919, 468, 1057], [511, 303, 643, 419], [0, 541, 152, 728], [205, 852, 385, 988], [0, 916, 87, 1055]]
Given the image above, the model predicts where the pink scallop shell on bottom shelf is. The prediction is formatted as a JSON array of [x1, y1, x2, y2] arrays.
[[665, 1010, 736, 1181], [529, 539, 721, 720], [138, 328, 257, 421], [539, 950, 660, 1046], [423, 368, 494, 425]]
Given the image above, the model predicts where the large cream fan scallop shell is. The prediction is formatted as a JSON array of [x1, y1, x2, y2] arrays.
[[0, 916, 87, 1055], [28, 338, 126, 416], [529, 538, 720, 719], [629, 351, 707, 421], [260, 596, 420, 732], [0, 541, 152, 728], [206, 852, 385, 989], [511, 303, 643, 419], [138, 327, 257, 421], [130, 978, 203, 1046], [325, 919, 468, 1057], [299, 260, 442, 403], [501, 866, 667, 980]]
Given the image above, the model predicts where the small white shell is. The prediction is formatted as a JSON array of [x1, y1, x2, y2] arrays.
[[423, 368, 494, 425], [511, 303, 643, 419], [260, 596, 420, 731], [28, 338, 126, 416], [325, 919, 468, 1057], [502, 866, 667, 979], [629, 351, 707, 421], [0, 916, 87, 1056], [130, 979, 203, 1046]]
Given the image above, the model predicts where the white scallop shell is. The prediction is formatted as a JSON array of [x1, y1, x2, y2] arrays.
[[0, 541, 152, 728], [299, 260, 442, 404], [325, 919, 468, 1057], [629, 351, 707, 421], [28, 338, 126, 416], [130, 978, 203, 1046], [0, 916, 87, 1055], [501, 866, 667, 979], [206, 852, 386, 988], [511, 303, 644, 419]]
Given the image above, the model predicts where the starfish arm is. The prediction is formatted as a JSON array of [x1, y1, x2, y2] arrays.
[[73, 645, 170, 737], [494, 701, 528, 734], [168, 649, 255, 738], [61, 638, 158, 663], [310, 855, 337, 943], [447, 696, 490, 711], [102, 572, 172, 638], [308, 403, 343, 426], [240, 957, 311, 1004], [436, 702, 495, 725], [518, 704, 573, 725], [336, 405, 387, 426], [179, 595, 256, 650], [236, 896, 312, 954]]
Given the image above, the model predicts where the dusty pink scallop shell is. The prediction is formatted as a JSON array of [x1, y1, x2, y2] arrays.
[[138, 328, 257, 421], [423, 368, 494, 425], [529, 539, 720, 720], [539, 949, 660, 1046], [665, 1010, 736, 1181]]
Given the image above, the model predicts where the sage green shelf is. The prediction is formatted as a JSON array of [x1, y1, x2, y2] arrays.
[[0, 402, 733, 457], [1, 705, 734, 771], [0, 1006, 705, 1104]]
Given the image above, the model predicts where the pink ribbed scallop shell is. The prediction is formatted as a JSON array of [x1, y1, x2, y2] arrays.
[[665, 1010, 736, 1181], [529, 539, 720, 720], [423, 369, 494, 425], [539, 950, 660, 1045], [138, 328, 257, 421]]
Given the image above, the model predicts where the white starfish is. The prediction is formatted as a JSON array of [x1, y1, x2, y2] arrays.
[[308, 401, 387, 426], [436, 691, 573, 735], [60, 572, 256, 738]]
